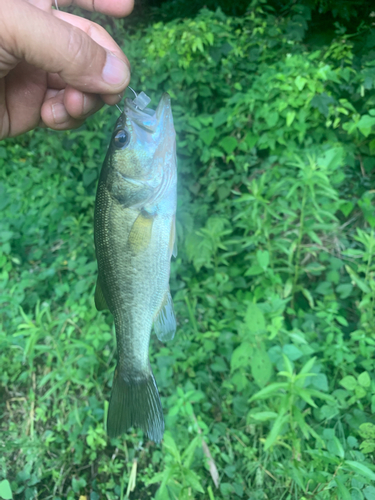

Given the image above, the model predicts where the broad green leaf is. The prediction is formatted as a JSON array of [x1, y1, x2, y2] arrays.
[[340, 201, 354, 217], [244, 303, 265, 335], [256, 250, 269, 270], [251, 346, 272, 387], [230, 342, 253, 372], [363, 485, 375, 500], [265, 111, 279, 127], [340, 375, 357, 391], [219, 136, 237, 155], [295, 76, 307, 90], [358, 371, 371, 388], [0, 480, 12, 500], [357, 114, 375, 137], [244, 133, 258, 149], [359, 423, 375, 440], [200, 128, 216, 147]]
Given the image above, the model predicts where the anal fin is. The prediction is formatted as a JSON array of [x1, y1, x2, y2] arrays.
[[95, 278, 109, 311], [153, 290, 176, 342]]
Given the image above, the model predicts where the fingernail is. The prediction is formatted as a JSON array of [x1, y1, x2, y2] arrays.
[[52, 102, 69, 124], [102, 53, 130, 86]]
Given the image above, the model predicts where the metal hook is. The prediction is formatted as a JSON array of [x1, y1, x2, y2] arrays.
[[128, 86, 138, 98]]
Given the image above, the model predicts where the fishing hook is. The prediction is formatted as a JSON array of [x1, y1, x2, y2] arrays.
[[128, 87, 138, 98]]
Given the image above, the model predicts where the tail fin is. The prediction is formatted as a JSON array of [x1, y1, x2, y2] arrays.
[[107, 368, 165, 443]]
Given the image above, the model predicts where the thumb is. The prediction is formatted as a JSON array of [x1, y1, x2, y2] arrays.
[[0, 0, 130, 94]]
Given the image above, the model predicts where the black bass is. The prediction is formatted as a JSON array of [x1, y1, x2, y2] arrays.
[[94, 92, 177, 443]]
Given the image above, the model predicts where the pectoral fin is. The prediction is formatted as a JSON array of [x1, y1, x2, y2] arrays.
[[169, 216, 177, 258], [153, 290, 176, 342], [128, 210, 154, 253], [95, 279, 109, 311]]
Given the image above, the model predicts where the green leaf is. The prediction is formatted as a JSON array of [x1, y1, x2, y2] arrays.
[[334, 476, 351, 500], [213, 109, 228, 128], [251, 346, 272, 387], [184, 469, 204, 493], [247, 411, 278, 422], [256, 250, 269, 270], [295, 76, 307, 90], [344, 461, 375, 481], [299, 357, 316, 376], [0, 480, 12, 500], [340, 201, 354, 217], [244, 133, 258, 149], [297, 388, 317, 407], [363, 485, 375, 500], [182, 436, 201, 468], [340, 375, 357, 391], [264, 411, 288, 450], [265, 111, 279, 127], [357, 114, 375, 137], [163, 432, 181, 462], [310, 93, 334, 117], [230, 342, 253, 372], [219, 136, 237, 154], [359, 423, 375, 440], [358, 372, 371, 388], [249, 382, 288, 402], [201, 128, 216, 147], [286, 111, 296, 127], [345, 265, 371, 293], [244, 303, 266, 335]]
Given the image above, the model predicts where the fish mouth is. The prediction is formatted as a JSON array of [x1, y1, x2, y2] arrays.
[[124, 92, 172, 132]]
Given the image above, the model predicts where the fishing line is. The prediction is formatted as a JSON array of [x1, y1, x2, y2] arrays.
[[128, 87, 138, 98]]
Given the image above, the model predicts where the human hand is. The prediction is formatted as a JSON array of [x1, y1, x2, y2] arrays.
[[0, 0, 133, 139]]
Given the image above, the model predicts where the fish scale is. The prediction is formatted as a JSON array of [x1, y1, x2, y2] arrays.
[[94, 92, 177, 443]]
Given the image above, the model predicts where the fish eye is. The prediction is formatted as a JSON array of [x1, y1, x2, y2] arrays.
[[113, 129, 130, 149]]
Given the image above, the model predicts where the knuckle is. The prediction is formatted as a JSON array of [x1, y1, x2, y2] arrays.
[[66, 26, 89, 64]]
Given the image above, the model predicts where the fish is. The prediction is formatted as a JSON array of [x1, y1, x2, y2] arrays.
[[94, 92, 177, 443]]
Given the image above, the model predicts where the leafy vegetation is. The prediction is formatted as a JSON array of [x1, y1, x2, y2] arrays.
[[1, 1, 375, 499]]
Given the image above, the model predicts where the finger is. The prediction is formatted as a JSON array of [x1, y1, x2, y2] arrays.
[[53, 10, 130, 65], [47, 72, 66, 90], [63, 85, 103, 119], [1, 0, 130, 95], [2, 60, 47, 138], [41, 89, 85, 130], [26, 0, 51, 11], [100, 92, 124, 106], [57, 0, 134, 17]]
